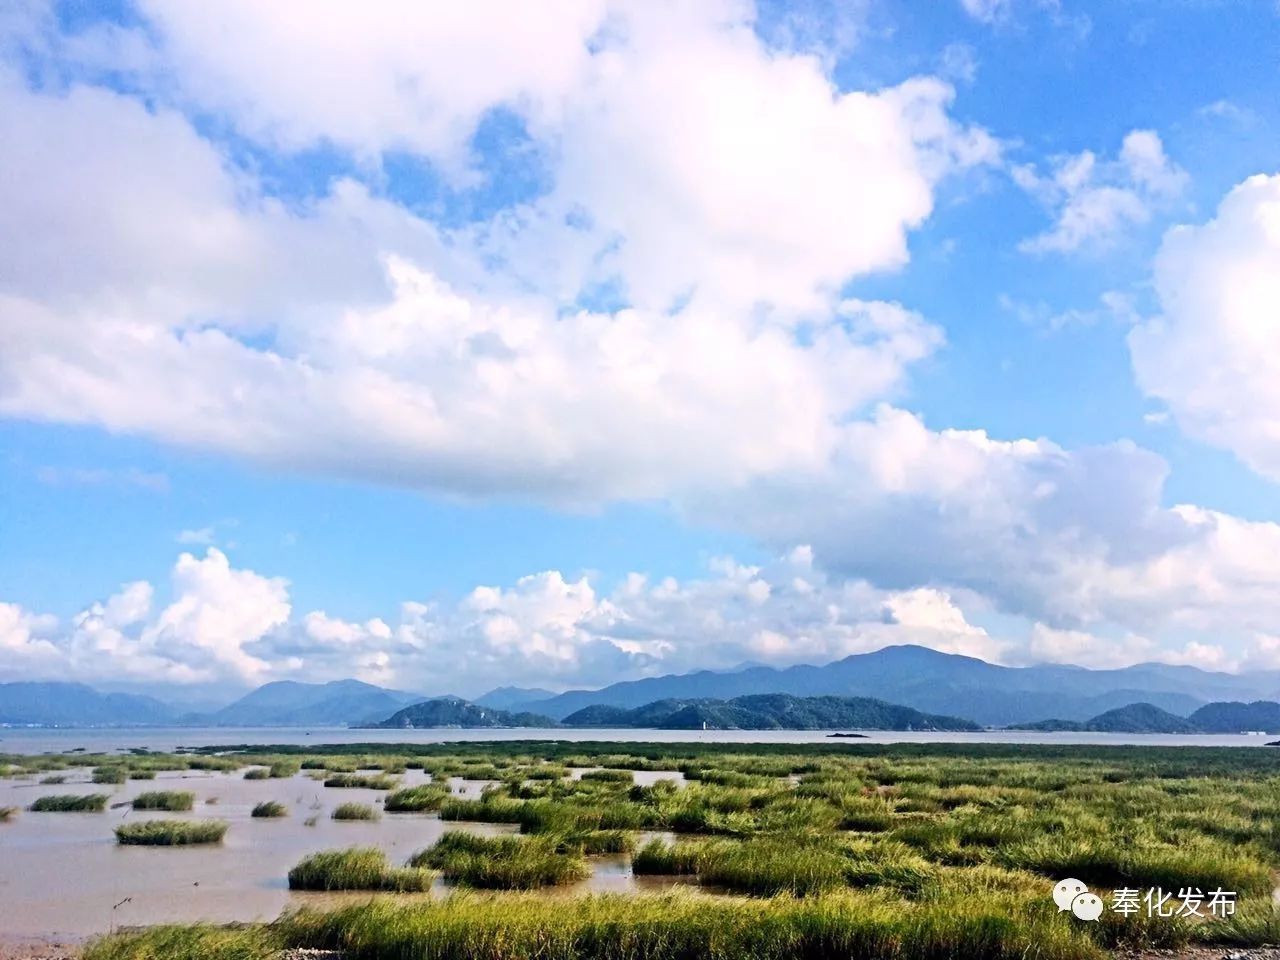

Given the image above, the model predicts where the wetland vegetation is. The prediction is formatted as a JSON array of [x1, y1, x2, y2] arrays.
[[114, 819, 229, 845], [30, 792, 109, 812], [4, 740, 1280, 957], [131, 789, 195, 811]]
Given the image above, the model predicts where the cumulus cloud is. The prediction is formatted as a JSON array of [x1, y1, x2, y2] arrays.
[[958, 0, 1011, 23], [4, 1, 1280, 680], [1129, 174, 1280, 482], [0, 547, 1005, 694], [1014, 130, 1187, 254], [0, 31, 969, 501], [697, 406, 1280, 644]]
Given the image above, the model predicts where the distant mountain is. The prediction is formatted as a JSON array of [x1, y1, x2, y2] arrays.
[[366, 697, 555, 729], [562, 693, 979, 731], [198, 679, 424, 727], [524, 645, 1280, 726], [475, 686, 556, 711], [1015, 702, 1200, 734], [0, 682, 176, 727], [1189, 701, 1280, 734]]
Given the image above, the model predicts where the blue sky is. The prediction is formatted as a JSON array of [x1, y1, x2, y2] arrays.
[[2, 0, 1280, 698]]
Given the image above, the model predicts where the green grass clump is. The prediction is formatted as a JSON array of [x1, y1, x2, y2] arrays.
[[568, 829, 636, 855], [251, 801, 288, 818], [332, 802, 379, 821], [287, 848, 431, 892], [410, 832, 588, 889], [82, 924, 282, 960], [92, 767, 126, 784], [0, 806, 16, 822], [114, 819, 228, 845], [40, 774, 67, 784], [280, 891, 1104, 960], [324, 773, 397, 790], [128, 770, 157, 780], [243, 767, 270, 780], [385, 784, 450, 812], [132, 790, 195, 811], [269, 760, 301, 778], [30, 793, 109, 812], [578, 768, 634, 783], [631, 838, 705, 875]]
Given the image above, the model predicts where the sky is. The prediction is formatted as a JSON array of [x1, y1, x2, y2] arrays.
[[2, 0, 1280, 701]]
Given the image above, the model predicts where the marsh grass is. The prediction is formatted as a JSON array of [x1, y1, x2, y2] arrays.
[[287, 848, 431, 891], [251, 800, 288, 818], [92, 767, 126, 784], [410, 832, 588, 889], [30, 793, 109, 812], [128, 770, 157, 780], [0, 805, 16, 821], [632, 838, 704, 875], [132, 790, 195, 811], [385, 784, 450, 812], [27, 741, 1280, 957], [324, 773, 397, 790], [40, 774, 67, 784], [243, 767, 270, 780], [332, 802, 379, 821], [115, 819, 228, 845], [281, 891, 1106, 960]]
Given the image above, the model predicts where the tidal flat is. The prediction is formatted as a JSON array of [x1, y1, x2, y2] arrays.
[[2, 741, 1280, 959]]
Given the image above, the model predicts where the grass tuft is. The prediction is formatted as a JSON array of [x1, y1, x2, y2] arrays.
[[30, 793, 109, 812], [385, 784, 451, 812], [115, 819, 228, 845], [287, 848, 431, 891], [251, 800, 289, 818], [410, 831, 588, 889], [132, 790, 195, 811], [332, 802, 379, 821]]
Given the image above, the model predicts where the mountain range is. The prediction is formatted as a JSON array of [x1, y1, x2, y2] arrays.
[[366, 697, 555, 729], [510, 645, 1280, 726], [561, 694, 979, 731], [1016, 700, 1280, 734], [5, 645, 1280, 729]]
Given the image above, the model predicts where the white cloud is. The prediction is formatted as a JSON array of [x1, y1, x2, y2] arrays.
[[0, 546, 1003, 693], [999, 289, 1139, 332], [134, 0, 608, 175], [4, 2, 1280, 681], [1015, 130, 1188, 254], [958, 0, 1011, 24], [695, 406, 1280, 643], [1130, 174, 1280, 482], [0, 5, 994, 503]]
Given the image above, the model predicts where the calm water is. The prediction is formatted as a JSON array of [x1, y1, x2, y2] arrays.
[[0, 765, 687, 939], [1, 726, 1276, 754]]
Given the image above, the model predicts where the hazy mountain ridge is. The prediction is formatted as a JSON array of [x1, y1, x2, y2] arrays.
[[475, 686, 556, 710], [194, 679, 425, 727], [562, 693, 980, 731], [6, 645, 1280, 729], [1014, 700, 1280, 734], [0, 682, 176, 727], [521, 646, 1280, 726], [365, 697, 555, 729]]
